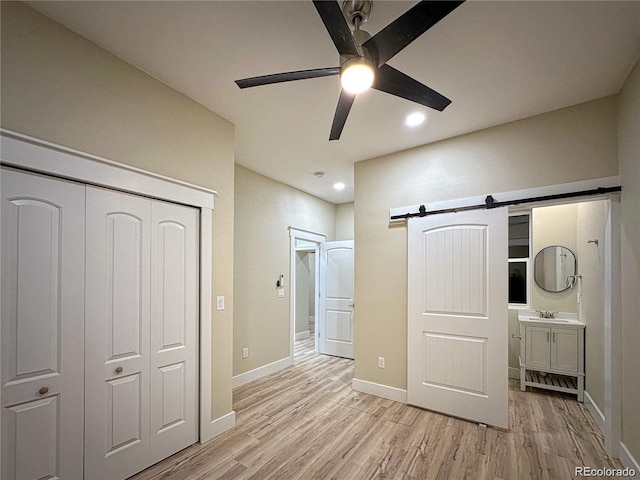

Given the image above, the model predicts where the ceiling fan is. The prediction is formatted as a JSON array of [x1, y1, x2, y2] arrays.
[[235, 0, 465, 140]]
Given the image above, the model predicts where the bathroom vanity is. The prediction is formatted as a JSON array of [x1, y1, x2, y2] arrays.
[[518, 310, 585, 401]]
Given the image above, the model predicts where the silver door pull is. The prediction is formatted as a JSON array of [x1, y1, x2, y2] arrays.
[[348, 303, 355, 308], [511, 334, 521, 340]]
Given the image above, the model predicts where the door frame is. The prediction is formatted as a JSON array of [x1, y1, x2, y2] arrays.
[[288, 227, 325, 360], [392, 176, 622, 456], [0, 129, 223, 444]]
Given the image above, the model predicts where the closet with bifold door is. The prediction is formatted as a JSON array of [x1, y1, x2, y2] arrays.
[[1, 167, 199, 480]]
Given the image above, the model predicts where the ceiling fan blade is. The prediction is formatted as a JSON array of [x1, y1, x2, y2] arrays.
[[373, 64, 451, 111], [363, 1, 465, 67], [235, 67, 340, 89], [329, 89, 356, 140], [312, 0, 359, 56]]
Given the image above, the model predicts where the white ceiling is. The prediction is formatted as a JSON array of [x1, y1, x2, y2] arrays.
[[27, 1, 640, 204]]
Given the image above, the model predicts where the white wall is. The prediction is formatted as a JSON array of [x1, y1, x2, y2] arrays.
[[295, 251, 311, 335], [336, 202, 355, 240]]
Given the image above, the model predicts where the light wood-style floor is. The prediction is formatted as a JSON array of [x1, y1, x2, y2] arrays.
[[132, 338, 625, 480]]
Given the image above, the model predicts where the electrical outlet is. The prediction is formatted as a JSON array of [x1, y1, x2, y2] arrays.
[[242, 348, 249, 359], [277, 288, 285, 298], [378, 357, 385, 369], [216, 296, 225, 310]]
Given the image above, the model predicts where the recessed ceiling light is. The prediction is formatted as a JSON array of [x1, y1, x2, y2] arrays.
[[405, 112, 426, 127], [333, 182, 346, 191]]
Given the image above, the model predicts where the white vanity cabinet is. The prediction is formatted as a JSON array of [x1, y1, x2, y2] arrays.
[[518, 315, 585, 402]]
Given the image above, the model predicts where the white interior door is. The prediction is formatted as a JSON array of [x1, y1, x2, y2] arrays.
[[85, 187, 152, 479], [149, 200, 199, 464], [1, 168, 85, 480], [319, 240, 355, 359], [85, 188, 199, 479], [407, 208, 508, 428]]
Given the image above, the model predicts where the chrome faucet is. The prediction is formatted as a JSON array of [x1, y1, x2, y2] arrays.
[[536, 310, 556, 319]]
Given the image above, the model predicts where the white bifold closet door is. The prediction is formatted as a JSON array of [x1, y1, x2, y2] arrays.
[[84, 186, 198, 479], [1, 168, 85, 480]]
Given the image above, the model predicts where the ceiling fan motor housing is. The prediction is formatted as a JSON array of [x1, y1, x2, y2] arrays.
[[342, 0, 373, 27]]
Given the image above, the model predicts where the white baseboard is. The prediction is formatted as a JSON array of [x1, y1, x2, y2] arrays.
[[201, 410, 235, 443], [232, 357, 292, 389], [619, 441, 640, 473], [508, 367, 520, 379], [295, 330, 310, 341], [583, 391, 606, 435], [352, 378, 407, 404]]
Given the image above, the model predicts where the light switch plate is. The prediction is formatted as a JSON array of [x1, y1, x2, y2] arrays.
[[277, 288, 285, 298], [216, 296, 224, 310]]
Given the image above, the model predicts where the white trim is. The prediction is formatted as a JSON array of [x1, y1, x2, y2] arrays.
[[232, 357, 293, 389], [1, 129, 216, 209], [584, 391, 606, 435], [288, 226, 326, 243], [620, 442, 640, 473], [352, 378, 408, 404], [389, 176, 621, 223], [198, 208, 217, 443], [295, 331, 311, 341], [203, 411, 236, 441], [604, 198, 622, 456], [508, 367, 520, 380], [0, 131, 224, 444], [289, 227, 325, 362]]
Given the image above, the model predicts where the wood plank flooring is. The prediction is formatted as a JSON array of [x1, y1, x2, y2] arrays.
[[131, 338, 626, 480]]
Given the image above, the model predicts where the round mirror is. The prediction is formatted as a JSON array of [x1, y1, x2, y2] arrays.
[[534, 246, 576, 292]]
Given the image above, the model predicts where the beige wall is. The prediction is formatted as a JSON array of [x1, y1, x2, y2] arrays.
[[354, 96, 618, 390], [532, 204, 579, 313], [619, 57, 640, 464], [577, 200, 608, 413], [234, 165, 335, 376], [336, 202, 355, 240], [0, 2, 236, 419]]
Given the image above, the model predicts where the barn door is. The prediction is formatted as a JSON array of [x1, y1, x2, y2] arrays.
[[407, 208, 508, 428]]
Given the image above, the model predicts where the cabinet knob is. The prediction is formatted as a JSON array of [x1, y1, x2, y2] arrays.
[[115, 367, 123, 374], [38, 387, 49, 395]]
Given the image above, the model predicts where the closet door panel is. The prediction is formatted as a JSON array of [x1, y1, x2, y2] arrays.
[[150, 200, 199, 463], [1, 168, 85, 480], [85, 187, 151, 480]]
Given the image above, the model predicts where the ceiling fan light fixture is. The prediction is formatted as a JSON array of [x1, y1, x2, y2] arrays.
[[340, 57, 375, 94]]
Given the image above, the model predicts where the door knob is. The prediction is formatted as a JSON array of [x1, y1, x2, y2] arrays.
[[348, 303, 355, 308], [115, 366, 123, 374], [38, 387, 49, 395]]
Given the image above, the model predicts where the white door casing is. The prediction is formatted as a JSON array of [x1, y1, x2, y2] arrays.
[[319, 240, 355, 359], [1, 168, 85, 480], [407, 208, 508, 429]]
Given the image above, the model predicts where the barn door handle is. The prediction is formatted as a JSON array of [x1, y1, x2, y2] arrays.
[[115, 366, 123, 374], [38, 387, 49, 395]]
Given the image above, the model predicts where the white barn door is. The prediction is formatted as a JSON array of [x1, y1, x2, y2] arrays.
[[319, 241, 355, 359], [85, 187, 198, 479], [1, 168, 85, 480], [407, 208, 508, 428]]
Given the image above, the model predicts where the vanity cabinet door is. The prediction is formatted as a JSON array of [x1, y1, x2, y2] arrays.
[[550, 328, 578, 373], [525, 325, 550, 370]]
